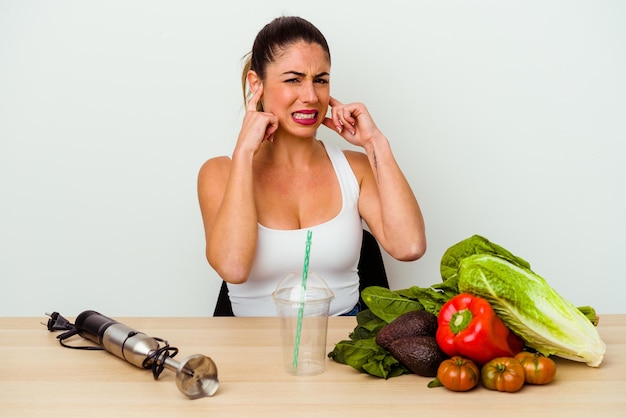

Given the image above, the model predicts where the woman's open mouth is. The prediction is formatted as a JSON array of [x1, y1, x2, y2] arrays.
[[292, 110, 318, 125]]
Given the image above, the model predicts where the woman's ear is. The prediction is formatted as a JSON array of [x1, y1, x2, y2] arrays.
[[247, 70, 264, 111], [247, 70, 261, 94]]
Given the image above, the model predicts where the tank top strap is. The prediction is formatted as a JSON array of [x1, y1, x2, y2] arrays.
[[321, 140, 360, 205]]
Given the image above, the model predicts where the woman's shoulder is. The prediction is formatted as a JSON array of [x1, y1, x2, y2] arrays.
[[199, 155, 231, 171], [342, 149, 371, 180], [198, 155, 231, 185], [342, 148, 367, 162]]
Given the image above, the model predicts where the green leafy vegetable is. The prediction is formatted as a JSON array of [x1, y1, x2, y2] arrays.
[[457, 253, 606, 367], [360, 287, 423, 322], [577, 305, 599, 326], [328, 309, 409, 378], [397, 286, 452, 316], [329, 284, 456, 378], [441, 234, 531, 282], [329, 234, 605, 378]]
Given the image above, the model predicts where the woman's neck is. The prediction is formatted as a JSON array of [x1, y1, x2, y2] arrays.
[[255, 135, 324, 169]]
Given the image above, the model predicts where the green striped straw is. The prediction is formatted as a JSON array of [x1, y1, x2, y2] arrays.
[[292, 229, 313, 369]]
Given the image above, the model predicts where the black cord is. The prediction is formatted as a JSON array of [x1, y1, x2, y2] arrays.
[[44, 312, 103, 350], [58, 329, 104, 350], [44, 311, 179, 380], [142, 337, 179, 379]]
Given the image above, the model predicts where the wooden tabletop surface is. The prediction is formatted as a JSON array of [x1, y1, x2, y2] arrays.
[[1, 314, 624, 417]]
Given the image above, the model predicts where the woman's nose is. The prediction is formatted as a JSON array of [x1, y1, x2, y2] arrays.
[[300, 82, 318, 103]]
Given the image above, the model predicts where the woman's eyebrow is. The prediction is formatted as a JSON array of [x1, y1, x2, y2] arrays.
[[281, 71, 330, 77]]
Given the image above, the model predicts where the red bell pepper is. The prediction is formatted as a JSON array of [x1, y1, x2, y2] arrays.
[[436, 293, 524, 365]]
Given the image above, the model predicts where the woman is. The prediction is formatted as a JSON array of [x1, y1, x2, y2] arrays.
[[198, 16, 426, 316]]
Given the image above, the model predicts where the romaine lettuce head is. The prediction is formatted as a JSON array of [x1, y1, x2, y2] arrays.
[[441, 235, 532, 282], [457, 254, 606, 367]]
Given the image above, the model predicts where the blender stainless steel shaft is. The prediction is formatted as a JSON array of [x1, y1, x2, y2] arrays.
[[74, 310, 219, 399]]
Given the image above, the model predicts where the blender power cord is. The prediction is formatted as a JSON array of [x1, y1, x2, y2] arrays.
[[44, 311, 179, 379]]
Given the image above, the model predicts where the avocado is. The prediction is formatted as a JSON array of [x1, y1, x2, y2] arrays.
[[388, 335, 448, 377], [375, 310, 438, 350]]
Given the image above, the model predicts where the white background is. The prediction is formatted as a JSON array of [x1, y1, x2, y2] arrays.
[[1, 0, 624, 316]]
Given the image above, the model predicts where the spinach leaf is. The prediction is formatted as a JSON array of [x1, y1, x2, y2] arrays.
[[328, 309, 410, 379], [361, 348, 408, 378], [329, 282, 458, 379], [360, 286, 423, 323], [328, 338, 377, 370], [431, 275, 460, 297], [400, 286, 451, 316], [349, 309, 387, 340]]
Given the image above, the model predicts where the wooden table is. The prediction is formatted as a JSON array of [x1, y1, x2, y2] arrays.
[[1, 315, 624, 417]]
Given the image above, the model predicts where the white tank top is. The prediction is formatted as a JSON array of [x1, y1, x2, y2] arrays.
[[228, 141, 363, 316]]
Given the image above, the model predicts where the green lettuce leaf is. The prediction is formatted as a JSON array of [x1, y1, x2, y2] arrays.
[[441, 235, 532, 282], [457, 253, 606, 367]]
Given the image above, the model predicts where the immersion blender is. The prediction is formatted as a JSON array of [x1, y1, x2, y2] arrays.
[[73, 310, 219, 399]]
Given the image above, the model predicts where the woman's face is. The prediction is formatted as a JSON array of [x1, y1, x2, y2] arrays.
[[259, 41, 330, 137]]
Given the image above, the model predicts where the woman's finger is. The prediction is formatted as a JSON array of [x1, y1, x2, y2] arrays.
[[329, 96, 345, 132], [335, 105, 356, 135], [247, 84, 263, 112], [329, 96, 342, 107], [264, 116, 279, 142]]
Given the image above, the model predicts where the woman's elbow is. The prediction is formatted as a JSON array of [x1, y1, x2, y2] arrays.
[[206, 252, 250, 284], [214, 264, 250, 285], [391, 239, 426, 262]]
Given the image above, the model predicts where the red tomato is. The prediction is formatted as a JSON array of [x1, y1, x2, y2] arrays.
[[437, 356, 480, 392], [514, 351, 557, 385], [481, 357, 525, 392]]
